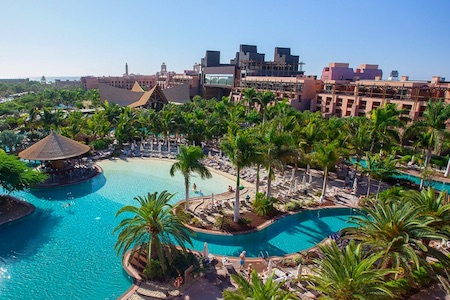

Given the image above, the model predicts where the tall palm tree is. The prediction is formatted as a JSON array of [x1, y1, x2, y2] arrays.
[[241, 87, 257, 114], [346, 117, 372, 166], [293, 112, 324, 174], [221, 130, 256, 222], [312, 140, 341, 200], [255, 91, 275, 124], [115, 106, 138, 144], [114, 191, 193, 275], [223, 270, 295, 300], [407, 100, 450, 185], [373, 154, 399, 200], [344, 200, 450, 275], [369, 103, 407, 153], [308, 241, 396, 300], [360, 152, 379, 198], [261, 124, 296, 199], [170, 145, 211, 210]]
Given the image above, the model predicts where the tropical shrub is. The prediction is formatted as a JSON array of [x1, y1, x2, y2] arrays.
[[400, 155, 412, 164], [91, 138, 112, 150], [285, 200, 302, 211], [252, 192, 277, 216], [144, 259, 165, 281], [238, 217, 252, 226], [213, 214, 226, 229]]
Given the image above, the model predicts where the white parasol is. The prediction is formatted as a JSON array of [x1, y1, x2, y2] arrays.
[[297, 263, 303, 277], [203, 242, 209, 260], [353, 177, 358, 194], [267, 259, 273, 276]]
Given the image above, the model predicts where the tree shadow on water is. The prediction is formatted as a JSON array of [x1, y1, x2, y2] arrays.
[[29, 174, 107, 200], [0, 209, 63, 263]]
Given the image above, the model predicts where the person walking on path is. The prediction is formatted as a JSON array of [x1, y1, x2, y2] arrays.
[[239, 251, 246, 270], [247, 263, 253, 281]]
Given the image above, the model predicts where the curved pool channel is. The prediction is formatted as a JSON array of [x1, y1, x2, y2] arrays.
[[0, 159, 357, 299], [350, 158, 450, 193]]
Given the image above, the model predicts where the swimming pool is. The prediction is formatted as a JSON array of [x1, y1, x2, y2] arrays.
[[0, 159, 357, 299], [395, 172, 450, 192], [349, 158, 450, 193], [189, 208, 359, 258], [0, 159, 235, 300]]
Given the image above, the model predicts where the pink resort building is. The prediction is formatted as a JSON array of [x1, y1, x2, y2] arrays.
[[313, 63, 450, 120]]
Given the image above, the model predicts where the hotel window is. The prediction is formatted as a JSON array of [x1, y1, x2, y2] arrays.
[[360, 101, 367, 110], [403, 104, 412, 111]]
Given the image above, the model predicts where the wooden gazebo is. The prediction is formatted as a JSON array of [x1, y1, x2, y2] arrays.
[[19, 132, 90, 161], [18, 132, 96, 186]]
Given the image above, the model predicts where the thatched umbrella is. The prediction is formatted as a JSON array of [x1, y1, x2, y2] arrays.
[[19, 132, 90, 161]]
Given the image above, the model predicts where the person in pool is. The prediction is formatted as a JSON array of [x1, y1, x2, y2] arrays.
[[193, 183, 197, 192]]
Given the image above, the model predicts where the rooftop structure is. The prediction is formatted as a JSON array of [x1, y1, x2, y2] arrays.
[[201, 44, 305, 100], [98, 82, 168, 110], [320, 62, 382, 82]]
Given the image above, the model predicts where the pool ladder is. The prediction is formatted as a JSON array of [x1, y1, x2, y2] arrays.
[[259, 251, 270, 260]]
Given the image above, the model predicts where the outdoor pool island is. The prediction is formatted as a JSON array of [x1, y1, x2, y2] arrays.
[[0, 159, 235, 300]]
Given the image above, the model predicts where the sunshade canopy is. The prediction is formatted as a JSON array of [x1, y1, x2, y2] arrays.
[[19, 132, 90, 161]]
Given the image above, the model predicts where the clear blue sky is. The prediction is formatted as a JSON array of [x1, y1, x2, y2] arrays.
[[1, 0, 449, 80]]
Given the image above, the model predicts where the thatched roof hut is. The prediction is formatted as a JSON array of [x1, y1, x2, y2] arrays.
[[18, 132, 90, 161]]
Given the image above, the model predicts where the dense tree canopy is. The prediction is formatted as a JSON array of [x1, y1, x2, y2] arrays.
[[0, 150, 48, 193]]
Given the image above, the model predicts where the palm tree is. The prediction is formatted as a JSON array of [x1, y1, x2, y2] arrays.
[[255, 91, 275, 124], [170, 145, 211, 210], [261, 124, 296, 199], [241, 87, 257, 114], [87, 111, 112, 139], [293, 112, 324, 174], [407, 100, 450, 185], [308, 241, 396, 300], [114, 191, 193, 275], [221, 130, 257, 222], [402, 187, 450, 241], [346, 117, 372, 167], [40, 108, 55, 134], [360, 152, 379, 198], [0, 130, 23, 152], [373, 154, 399, 200], [344, 200, 450, 275], [115, 106, 138, 144], [312, 140, 341, 200], [223, 270, 295, 300], [369, 103, 407, 153]]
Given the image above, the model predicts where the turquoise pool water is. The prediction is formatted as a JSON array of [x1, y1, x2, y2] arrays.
[[350, 158, 450, 192], [0, 158, 358, 299], [395, 172, 450, 192], [0, 159, 235, 300], [190, 208, 358, 258]]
